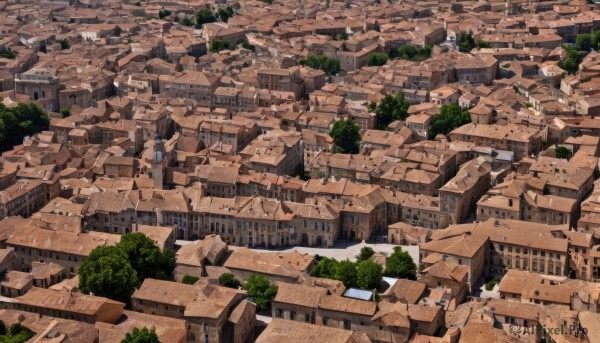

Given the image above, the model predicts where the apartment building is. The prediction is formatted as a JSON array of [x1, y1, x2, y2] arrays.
[[240, 130, 303, 176], [6, 287, 125, 324], [159, 71, 219, 106], [257, 68, 303, 100], [0, 179, 45, 220], [131, 279, 254, 343], [449, 123, 543, 160], [477, 179, 578, 226], [6, 226, 120, 276], [439, 158, 491, 225]]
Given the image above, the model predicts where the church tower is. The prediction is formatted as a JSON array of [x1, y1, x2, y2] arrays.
[[152, 134, 165, 189]]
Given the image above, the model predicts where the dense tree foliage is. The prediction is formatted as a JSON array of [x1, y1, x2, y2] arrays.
[[244, 274, 278, 311], [78, 246, 138, 303], [79, 233, 174, 303], [366, 52, 389, 66], [181, 16, 195, 27], [459, 32, 475, 52], [298, 55, 340, 76], [558, 29, 600, 74], [357, 259, 383, 289], [210, 39, 236, 52], [356, 246, 375, 262], [335, 260, 358, 288], [385, 247, 417, 280], [329, 119, 360, 154], [122, 327, 159, 343], [390, 44, 432, 61], [118, 232, 176, 282], [158, 9, 171, 19], [182, 275, 200, 285], [219, 273, 241, 288], [555, 145, 571, 159], [310, 257, 339, 279], [370, 92, 410, 129], [196, 8, 216, 27], [427, 104, 471, 139], [217, 7, 235, 22], [0, 103, 49, 152]]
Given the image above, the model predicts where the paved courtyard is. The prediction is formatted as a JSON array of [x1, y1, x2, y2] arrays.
[[251, 240, 420, 264]]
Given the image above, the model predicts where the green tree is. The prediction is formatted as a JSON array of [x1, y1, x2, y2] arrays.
[[118, 232, 176, 282], [372, 92, 409, 129], [559, 45, 587, 74], [428, 104, 471, 139], [0, 48, 16, 60], [122, 327, 159, 343], [244, 274, 278, 311], [356, 246, 375, 262], [393, 44, 431, 61], [329, 119, 360, 154], [555, 145, 571, 159], [158, 9, 172, 19], [476, 39, 490, 49], [181, 16, 194, 26], [459, 32, 475, 52], [196, 8, 216, 27], [8, 323, 20, 336], [59, 107, 70, 118], [385, 247, 417, 280], [335, 260, 358, 288], [78, 246, 138, 303], [182, 275, 200, 285], [210, 39, 236, 52], [0, 102, 49, 152], [218, 7, 234, 22], [367, 52, 388, 66], [58, 39, 70, 49], [356, 259, 383, 289], [219, 273, 241, 288], [576, 33, 594, 51], [310, 257, 339, 279], [299, 55, 340, 76]]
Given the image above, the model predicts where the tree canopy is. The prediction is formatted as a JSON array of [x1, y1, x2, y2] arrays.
[[391, 44, 432, 62], [0, 102, 49, 152], [356, 259, 383, 289], [78, 246, 138, 304], [335, 260, 358, 288], [217, 7, 235, 22], [118, 232, 176, 282], [366, 52, 389, 66], [196, 8, 216, 27], [371, 92, 410, 129], [122, 327, 159, 343], [78, 232, 174, 303], [356, 246, 375, 262], [182, 275, 200, 285], [385, 247, 417, 280], [244, 274, 278, 311], [329, 119, 360, 154], [555, 145, 571, 159], [211, 39, 236, 52], [219, 273, 241, 288], [427, 104, 471, 139], [299, 55, 340, 76], [459, 32, 475, 52]]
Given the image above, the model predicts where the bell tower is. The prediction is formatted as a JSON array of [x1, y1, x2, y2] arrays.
[[152, 134, 165, 189]]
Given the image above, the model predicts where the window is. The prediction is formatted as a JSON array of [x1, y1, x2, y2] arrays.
[[343, 320, 351, 330], [275, 309, 282, 318]]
